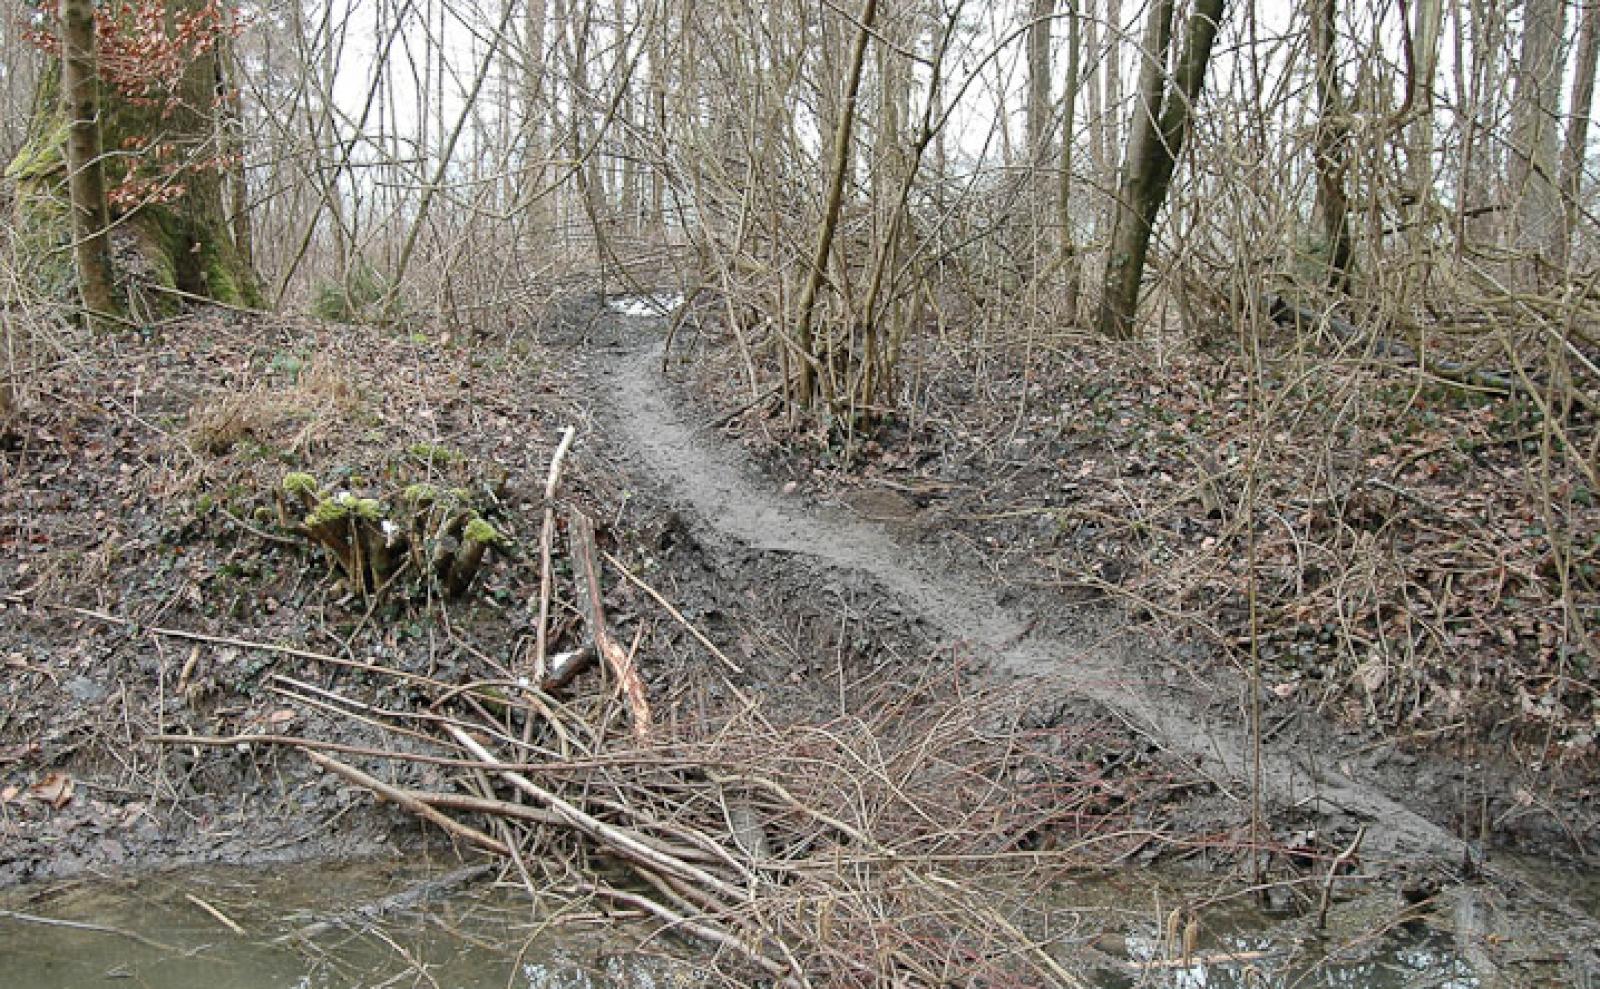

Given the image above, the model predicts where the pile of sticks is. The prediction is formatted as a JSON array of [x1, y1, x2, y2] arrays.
[[150, 430, 1160, 986], [161, 673, 1150, 986]]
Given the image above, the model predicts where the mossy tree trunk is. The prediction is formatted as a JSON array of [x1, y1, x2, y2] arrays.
[[60, 0, 119, 324], [5, 1, 261, 315]]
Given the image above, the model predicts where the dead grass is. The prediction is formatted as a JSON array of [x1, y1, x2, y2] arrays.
[[184, 355, 364, 458]]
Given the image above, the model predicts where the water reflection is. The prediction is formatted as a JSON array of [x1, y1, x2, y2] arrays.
[[1101, 923, 1477, 988], [0, 860, 1561, 988]]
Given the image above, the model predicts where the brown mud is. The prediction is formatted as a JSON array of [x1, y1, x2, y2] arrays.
[[572, 298, 1600, 966], [2, 299, 1597, 983], [603, 334, 1456, 861]]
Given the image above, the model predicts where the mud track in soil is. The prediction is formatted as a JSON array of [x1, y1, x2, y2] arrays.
[[582, 314, 1600, 950]]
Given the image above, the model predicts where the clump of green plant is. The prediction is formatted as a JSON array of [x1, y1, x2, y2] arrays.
[[404, 481, 508, 596], [407, 442, 460, 467], [277, 470, 506, 600], [311, 261, 391, 323]]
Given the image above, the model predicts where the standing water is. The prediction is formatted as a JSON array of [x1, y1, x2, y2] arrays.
[[4, 859, 1571, 988]]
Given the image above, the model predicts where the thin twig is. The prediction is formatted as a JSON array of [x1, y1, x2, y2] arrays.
[[0, 910, 181, 953], [1316, 824, 1366, 930]]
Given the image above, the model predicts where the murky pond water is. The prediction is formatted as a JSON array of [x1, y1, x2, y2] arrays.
[[0, 860, 1581, 987], [0, 861, 691, 989]]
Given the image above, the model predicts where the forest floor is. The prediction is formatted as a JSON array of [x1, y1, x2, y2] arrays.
[[677, 299, 1600, 855], [1, 296, 1598, 981]]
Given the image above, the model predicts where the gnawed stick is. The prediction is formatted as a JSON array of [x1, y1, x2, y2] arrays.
[[185, 893, 245, 935], [570, 511, 652, 738], [302, 749, 509, 856], [601, 549, 743, 674], [539, 646, 596, 693], [531, 426, 577, 686]]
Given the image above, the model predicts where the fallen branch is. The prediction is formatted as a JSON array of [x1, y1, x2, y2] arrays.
[[603, 549, 743, 674], [1263, 293, 1525, 396]]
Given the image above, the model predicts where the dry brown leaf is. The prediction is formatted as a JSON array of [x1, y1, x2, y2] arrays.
[[28, 772, 74, 809]]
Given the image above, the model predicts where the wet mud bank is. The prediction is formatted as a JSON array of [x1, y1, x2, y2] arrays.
[[574, 307, 1600, 977]]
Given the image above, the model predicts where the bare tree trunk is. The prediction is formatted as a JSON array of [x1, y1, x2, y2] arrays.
[[1083, 0, 1106, 246], [1099, 0, 1175, 335], [1059, 0, 1083, 313], [574, 1, 604, 230], [792, 0, 878, 410], [1561, 0, 1600, 267], [1511, 0, 1567, 272], [557, 0, 606, 263], [318, 3, 349, 278], [613, 0, 638, 231], [928, 5, 949, 195], [1310, 0, 1353, 290], [1027, 0, 1054, 225], [1103, 0, 1123, 175], [1405, 0, 1442, 254], [522, 0, 549, 235], [60, 0, 119, 323], [1455, 0, 1506, 247], [221, 8, 254, 273], [1096, 0, 1225, 338], [648, 0, 667, 232], [0, 4, 40, 158]]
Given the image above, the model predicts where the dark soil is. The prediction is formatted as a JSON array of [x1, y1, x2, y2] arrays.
[[3, 297, 1598, 979]]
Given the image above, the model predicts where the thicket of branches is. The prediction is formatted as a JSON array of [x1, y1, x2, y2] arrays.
[[6, 1, 1595, 384], [2, 0, 1595, 762], [1, 2, 1597, 979]]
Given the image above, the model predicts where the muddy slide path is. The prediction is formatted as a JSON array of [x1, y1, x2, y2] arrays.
[[586, 319, 1598, 950]]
